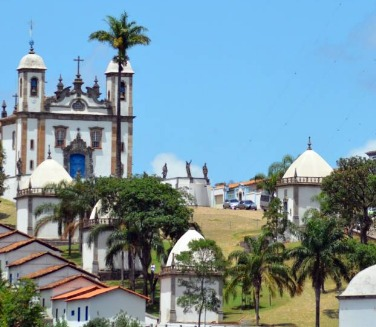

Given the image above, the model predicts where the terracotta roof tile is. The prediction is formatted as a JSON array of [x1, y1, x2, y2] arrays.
[[0, 239, 62, 253], [21, 263, 98, 280], [51, 285, 103, 300], [39, 274, 107, 290], [22, 264, 68, 279], [66, 286, 150, 302], [7, 251, 73, 267]]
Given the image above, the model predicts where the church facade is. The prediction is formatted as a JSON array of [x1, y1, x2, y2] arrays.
[[0, 44, 135, 201]]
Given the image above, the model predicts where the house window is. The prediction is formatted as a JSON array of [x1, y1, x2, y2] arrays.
[[71, 310, 75, 316], [30, 139, 34, 150], [78, 307, 81, 322], [12, 131, 15, 150], [9, 274, 12, 284], [90, 127, 103, 149], [30, 160, 34, 170], [120, 81, 126, 100], [56, 308, 58, 319], [30, 77, 38, 96], [54, 126, 68, 148], [85, 306, 88, 321], [42, 298, 45, 307]]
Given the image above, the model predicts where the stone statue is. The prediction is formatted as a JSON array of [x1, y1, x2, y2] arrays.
[[16, 157, 22, 175], [186, 160, 192, 178], [203, 163, 208, 179], [162, 163, 168, 179]]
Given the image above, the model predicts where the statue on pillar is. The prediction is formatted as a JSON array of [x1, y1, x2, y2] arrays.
[[162, 163, 168, 179], [186, 160, 192, 179], [202, 163, 208, 180], [16, 157, 22, 176]]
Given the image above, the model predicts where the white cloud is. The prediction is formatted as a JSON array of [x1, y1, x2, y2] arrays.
[[151, 153, 204, 179], [347, 139, 376, 157]]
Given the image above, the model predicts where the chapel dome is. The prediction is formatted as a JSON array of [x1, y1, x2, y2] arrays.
[[166, 228, 204, 266], [20, 158, 72, 190], [283, 142, 332, 179], [105, 60, 134, 74], [17, 51, 47, 70], [340, 265, 376, 297]]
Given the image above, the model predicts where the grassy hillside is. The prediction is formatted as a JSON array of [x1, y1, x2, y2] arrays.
[[0, 198, 16, 227], [193, 206, 340, 327]]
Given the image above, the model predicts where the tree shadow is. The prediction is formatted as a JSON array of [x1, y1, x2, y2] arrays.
[[0, 212, 10, 220], [323, 309, 339, 319]]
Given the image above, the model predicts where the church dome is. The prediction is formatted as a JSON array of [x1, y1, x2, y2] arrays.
[[20, 158, 72, 189], [105, 60, 134, 74], [283, 144, 332, 179], [17, 52, 47, 70], [166, 228, 204, 266], [340, 265, 376, 297]]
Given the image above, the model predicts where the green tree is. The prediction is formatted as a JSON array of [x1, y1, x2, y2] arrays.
[[0, 279, 45, 327], [255, 154, 294, 199], [82, 317, 111, 327], [262, 197, 288, 240], [54, 318, 69, 327], [176, 238, 226, 327], [113, 311, 143, 327], [287, 211, 350, 327], [89, 12, 150, 178], [89, 175, 192, 296], [226, 231, 297, 326], [321, 156, 376, 244], [345, 239, 376, 278]]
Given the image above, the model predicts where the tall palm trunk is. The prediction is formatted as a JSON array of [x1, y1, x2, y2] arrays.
[[255, 285, 261, 326], [120, 250, 125, 286], [315, 285, 321, 327], [116, 59, 122, 178]]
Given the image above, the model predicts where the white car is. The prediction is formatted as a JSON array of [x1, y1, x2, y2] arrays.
[[223, 199, 239, 209]]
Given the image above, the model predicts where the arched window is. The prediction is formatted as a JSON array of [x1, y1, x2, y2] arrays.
[[120, 81, 126, 100], [19, 78, 22, 97], [12, 131, 15, 150], [30, 77, 38, 96]]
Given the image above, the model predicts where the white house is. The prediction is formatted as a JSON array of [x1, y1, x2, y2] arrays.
[[21, 263, 99, 288], [7, 251, 73, 283], [159, 228, 223, 324], [39, 274, 108, 320], [0, 43, 135, 202], [0, 229, 31, 248], [0, 238, 61, 280], [276, 138, 333, 226], [338, 265, 376, 327], [51, 285, 149, 327]]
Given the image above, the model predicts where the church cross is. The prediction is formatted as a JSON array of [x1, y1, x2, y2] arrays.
[[12, 93, 18, 110], [74, 56, 84, 78]]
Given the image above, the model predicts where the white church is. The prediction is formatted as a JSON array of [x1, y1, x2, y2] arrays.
[[1, 42, 135, 203]]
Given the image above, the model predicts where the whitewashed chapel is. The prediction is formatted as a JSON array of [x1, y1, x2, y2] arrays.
[[0, 42, 135, 202]]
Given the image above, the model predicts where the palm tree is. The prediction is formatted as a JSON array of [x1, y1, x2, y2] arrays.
[[226, 231, 298, 326], [287, 210, 350, 327], [34, 181, 81, 255], [89, 12, 150, 177]]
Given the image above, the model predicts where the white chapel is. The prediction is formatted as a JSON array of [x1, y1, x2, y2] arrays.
[[0, 42, 135, 202]]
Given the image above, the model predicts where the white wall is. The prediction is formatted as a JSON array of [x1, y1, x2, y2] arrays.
[[339, 298, 376, 327]]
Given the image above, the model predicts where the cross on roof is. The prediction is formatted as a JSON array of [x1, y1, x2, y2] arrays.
[[74, 56, 84, 78]]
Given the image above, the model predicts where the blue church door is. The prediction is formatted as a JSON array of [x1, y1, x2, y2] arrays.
[[70, 154, 85, 178]]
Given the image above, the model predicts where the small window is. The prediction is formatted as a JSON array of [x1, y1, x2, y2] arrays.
[[121, 142, 125, 153], [30, 139, 34, 150], [54, 126, 68, 148], [30, 160, 34, 170], [120, 81, 126, 100], [19, 78, 23, 97], [42, 298, 45, 307], [12, 131, 15, 150], [107, 90, 110, 100], [56, 308, 58, 319], [90, 127, 103, 149], [85, 306, 88, 321], [71, 310, 75, 316], [30, 77, 38, 96]]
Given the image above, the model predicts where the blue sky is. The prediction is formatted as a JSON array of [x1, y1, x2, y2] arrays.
[[1, 1, 376, 184]]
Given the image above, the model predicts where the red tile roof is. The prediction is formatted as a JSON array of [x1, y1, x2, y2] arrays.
[[21, 263, 98, 280], [7, 251, 73, 267], [66, 286, 150, 302], [0, 239, 62, 253], [51, 285, 103, 300], [39, 274, 107, 290]]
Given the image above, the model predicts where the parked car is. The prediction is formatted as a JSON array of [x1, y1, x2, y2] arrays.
[[223, 199, 239, 209], [237, 200, 257, 210]]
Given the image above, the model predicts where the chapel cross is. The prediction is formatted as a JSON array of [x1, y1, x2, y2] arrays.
[[74, 56, 84, 78]]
